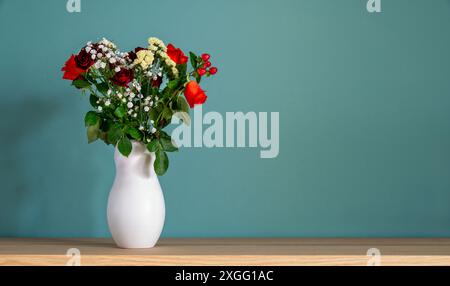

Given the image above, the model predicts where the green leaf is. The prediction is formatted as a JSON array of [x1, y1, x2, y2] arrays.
[[84, 111, 99, 126], [146, 140, 161, 152], [160, 137, 178, 152], [176, 96, 190, 113], [86, 122, 100, 143], [178, 63, 187, 76], [89, 93, 99, 107], [107, 124, 123, 145], [189, 52, 198, 70], [154, 150, 169, 176], [195, 72, 201, 84], [96, 82, 109, 94], [149, 105, 162, 121], [114, 106, 126, 118], [162, 107, 173, 121], [118, 137, 132, 157], [127, 127, 142, 140], [72, 79, 90, 89], [167, 79, 179, 90]]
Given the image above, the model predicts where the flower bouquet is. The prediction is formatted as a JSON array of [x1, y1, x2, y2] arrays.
[[62, 37, 217, 175], [62, 37, 217, 248]]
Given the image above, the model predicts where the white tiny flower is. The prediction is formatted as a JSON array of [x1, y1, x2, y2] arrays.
[[107, 89, 112, 96], [127, 102, 134, 108], [98, 106, 103, 111], [106, 53, 112, 58], [117, 93, 123, 99], [122, 98, 127, 103], [104, 100, 111, 106], [128, 110, 133, 115], [114, 66, 121, 72], [85, 46, 92, 53], [100, 62, 107, 69], [151, 127, 157, 134], [144, 106, 150, 112], [91, 54, 96, 60], [146, 138, 151, 143], [139, 126, 145, 131], [90, 49, 97, 54], [133, 113, 137, 118], [86, 41, 92, 46], [129, 93, 135, 98], [97, 53, 103, 58], [109, 58, 116, 64], [150, 120, 154, 124], [94, 61, 101, 69]]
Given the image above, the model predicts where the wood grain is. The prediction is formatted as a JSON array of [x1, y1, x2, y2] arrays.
[[1, 238, 450, 266]]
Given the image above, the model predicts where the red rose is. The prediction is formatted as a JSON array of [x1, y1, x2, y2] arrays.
[[184, 81, 207, 108], [167, 43, 188, 65], [61, 55, 85, 80], [112, 68, 134, 87], [75, 49, 95, 70]]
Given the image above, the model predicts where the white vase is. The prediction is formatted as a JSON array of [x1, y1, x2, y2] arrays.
[[107, 141, 165, 248]]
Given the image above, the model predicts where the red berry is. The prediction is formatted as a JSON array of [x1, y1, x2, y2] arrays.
[[204, 61, 212, 68], [201, 53, 210, 61], [198, 68, 207, 76], [209, 67, 218, 75]]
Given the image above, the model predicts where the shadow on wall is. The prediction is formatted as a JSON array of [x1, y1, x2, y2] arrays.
[[0, 96, 102, 236]]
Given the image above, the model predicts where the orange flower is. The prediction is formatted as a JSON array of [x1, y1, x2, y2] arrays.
[[184, 81, 207, 108]]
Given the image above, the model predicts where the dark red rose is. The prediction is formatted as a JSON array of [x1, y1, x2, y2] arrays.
[[61, 55, 85, 80], [128, 47, 146, 61], [112, 68, 134, 87], [75, 49, 95, 70], [184, 81, 207, 108], [167, 43, 188, 65], [151, 76, 162, 88]]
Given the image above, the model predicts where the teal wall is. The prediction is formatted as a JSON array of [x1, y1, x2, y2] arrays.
[[1, 0, 450, 237]]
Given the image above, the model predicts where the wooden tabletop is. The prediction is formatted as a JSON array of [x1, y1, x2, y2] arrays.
[[1, 238, 450, 266]]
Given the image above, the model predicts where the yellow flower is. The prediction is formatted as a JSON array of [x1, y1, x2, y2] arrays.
[[134, 49, 154, 69]]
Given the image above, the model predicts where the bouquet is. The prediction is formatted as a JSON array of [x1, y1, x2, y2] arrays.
[[62, 37, 218, 175]]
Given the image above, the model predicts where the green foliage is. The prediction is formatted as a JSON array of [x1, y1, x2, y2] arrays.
[[86, 123, 99, 143], [96, 82, 109, 95], [118, 136, 132, 157], [160, 137, 178, 152], [126, 127, 142, 140], [84, 111, 99, 126], [72, 79, 90, 89], [107, 124, 123, 145], [114, 106, 126, 118], [154, 149, 169, 176], [89, 93, 99, 107]]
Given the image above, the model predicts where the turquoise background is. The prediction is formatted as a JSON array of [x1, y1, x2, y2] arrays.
[[1, 0, 450, 237]]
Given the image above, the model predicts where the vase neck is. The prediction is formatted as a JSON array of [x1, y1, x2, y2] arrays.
[[114, 141, 156, 179]]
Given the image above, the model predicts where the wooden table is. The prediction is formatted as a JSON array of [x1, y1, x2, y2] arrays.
[[1, 238, 450, 266]]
